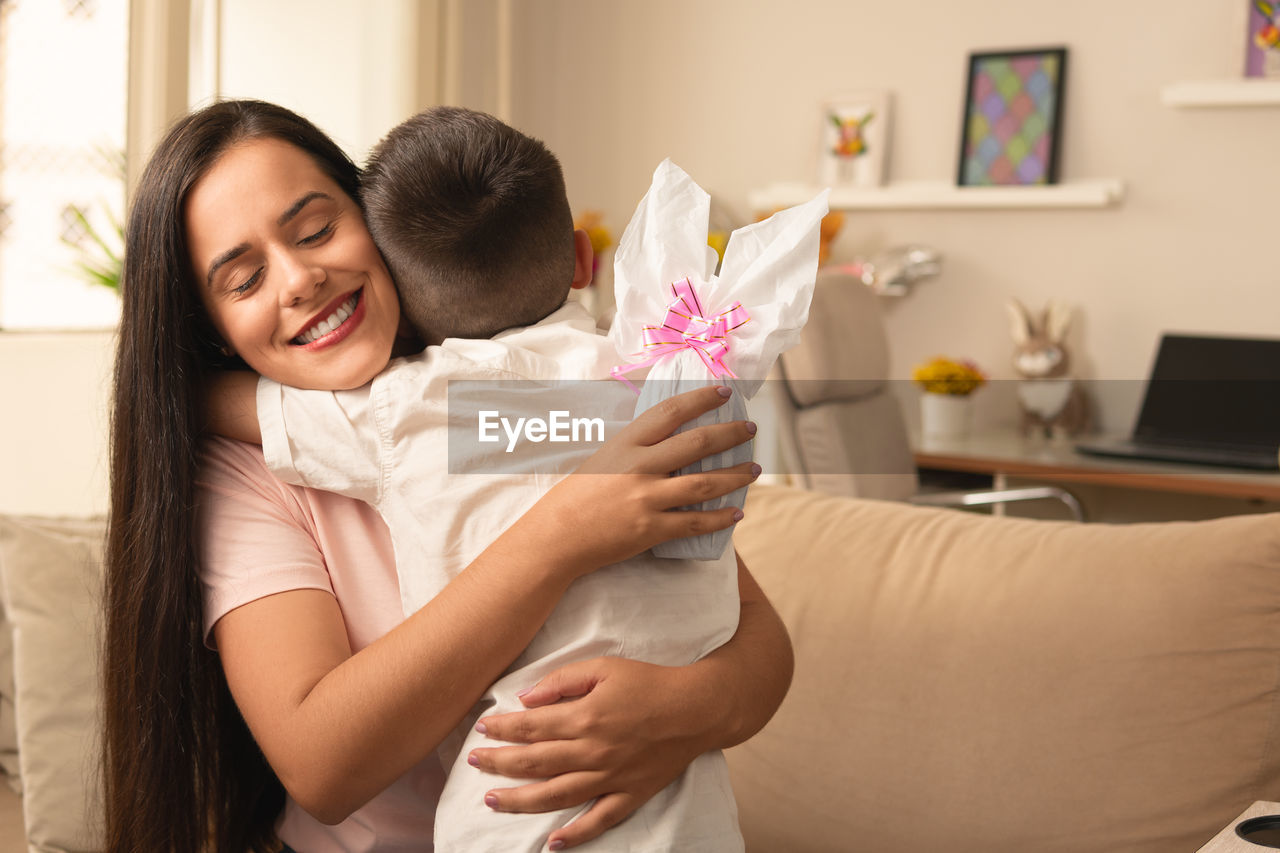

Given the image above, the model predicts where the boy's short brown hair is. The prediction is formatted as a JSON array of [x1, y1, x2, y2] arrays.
[[361, 106, 576, 345]]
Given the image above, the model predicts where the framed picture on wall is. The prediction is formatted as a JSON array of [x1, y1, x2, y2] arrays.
[[957, 47, 1067, 187], [818, 91, 892, 188], [1245, 1, 1280, 78]]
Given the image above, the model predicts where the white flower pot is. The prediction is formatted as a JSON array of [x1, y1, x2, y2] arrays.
[[921, 392, 972, 439]]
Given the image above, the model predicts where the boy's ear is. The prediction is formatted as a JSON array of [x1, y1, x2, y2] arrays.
[[570, 229, 594, 290]]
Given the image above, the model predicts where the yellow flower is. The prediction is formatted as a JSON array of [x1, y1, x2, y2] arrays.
[[707, 230, 729, 263], [574, 210, 613, 256], [912, 356, 986, 396]]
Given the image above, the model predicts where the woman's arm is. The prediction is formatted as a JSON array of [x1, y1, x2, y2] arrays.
[[466, 552, 793, 849], [213, 385, 759, 824]]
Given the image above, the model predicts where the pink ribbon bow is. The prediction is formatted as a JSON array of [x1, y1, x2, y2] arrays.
[[611, 277, 751, 393]]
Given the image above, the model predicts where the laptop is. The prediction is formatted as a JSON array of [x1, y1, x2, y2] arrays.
[[1074, 334, 1280, 471]]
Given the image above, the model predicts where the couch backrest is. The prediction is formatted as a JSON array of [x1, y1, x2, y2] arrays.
[[731, 485, 1280, 853]]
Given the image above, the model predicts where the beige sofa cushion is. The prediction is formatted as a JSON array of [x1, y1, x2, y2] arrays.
[[731, 485, 1280, 853], [0, 516, 105, 852]]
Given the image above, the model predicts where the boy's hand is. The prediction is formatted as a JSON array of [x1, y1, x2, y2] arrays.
[[206, 371, 262, 444], [519, 385, 759, 579]]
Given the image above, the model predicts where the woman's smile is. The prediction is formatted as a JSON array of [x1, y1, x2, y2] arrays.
[[292, 288, 363, 348]]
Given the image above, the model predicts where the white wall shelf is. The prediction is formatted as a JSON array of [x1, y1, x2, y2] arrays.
[[748, 179, 1125, 213], [1161, 79, 1280, 107]]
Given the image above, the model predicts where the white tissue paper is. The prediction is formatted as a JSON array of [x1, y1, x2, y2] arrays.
[[608, 159, 829, 559]]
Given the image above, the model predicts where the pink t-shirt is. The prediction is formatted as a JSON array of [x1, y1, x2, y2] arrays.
[[197, 436, 445, 852]]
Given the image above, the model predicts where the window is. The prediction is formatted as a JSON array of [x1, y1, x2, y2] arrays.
[[0, 0, 127, 330]]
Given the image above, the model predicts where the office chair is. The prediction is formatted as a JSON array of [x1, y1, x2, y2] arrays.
[[771, 269, 1085, 521]]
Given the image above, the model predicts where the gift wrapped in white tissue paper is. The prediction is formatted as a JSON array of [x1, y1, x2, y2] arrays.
[[608, 159, 829, 559]]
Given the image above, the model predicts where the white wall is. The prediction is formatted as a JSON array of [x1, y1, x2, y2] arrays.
[[0, 332, 114, 516], [216, 0, 437, 162], [499, 0, 1280, 433]]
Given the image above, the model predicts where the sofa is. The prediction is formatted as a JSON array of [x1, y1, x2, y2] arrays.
[[4, 484, 1280, 852]]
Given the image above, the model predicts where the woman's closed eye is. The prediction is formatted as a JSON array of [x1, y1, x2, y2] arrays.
[[233, 267, 263, 295], [298, 222, 334, 246]]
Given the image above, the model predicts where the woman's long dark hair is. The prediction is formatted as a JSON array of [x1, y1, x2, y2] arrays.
[[104, 100, 361, 852]]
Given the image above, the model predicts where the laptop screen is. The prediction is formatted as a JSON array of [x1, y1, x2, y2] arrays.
[[1134, 334, 1280, 451]]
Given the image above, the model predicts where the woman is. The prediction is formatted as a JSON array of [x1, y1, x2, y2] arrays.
[[104, 99, 792, 852]]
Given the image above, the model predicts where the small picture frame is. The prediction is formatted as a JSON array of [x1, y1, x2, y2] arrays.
[[818, 91, 892, 188], [1245, 1, 1280, 78], [957, 47, 1067, 187]]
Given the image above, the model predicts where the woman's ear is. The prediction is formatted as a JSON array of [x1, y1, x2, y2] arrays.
[[570, 229, 594, 290]]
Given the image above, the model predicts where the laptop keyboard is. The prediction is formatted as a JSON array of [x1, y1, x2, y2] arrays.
[[1076, 439, 1280, 471]]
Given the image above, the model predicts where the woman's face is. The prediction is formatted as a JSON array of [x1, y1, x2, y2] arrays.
[[186, 137, 400, 390]]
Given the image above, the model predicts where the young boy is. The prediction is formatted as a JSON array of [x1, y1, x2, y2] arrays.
[[221, 107, 756, 852]]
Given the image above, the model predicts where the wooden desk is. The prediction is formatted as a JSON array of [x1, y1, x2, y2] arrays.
[[914, 428, 1280, 503], [1198, 801, 1280, 852]]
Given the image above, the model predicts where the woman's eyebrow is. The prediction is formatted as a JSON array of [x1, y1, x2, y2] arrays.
[[206, 243, 249, 288], [277, 191, 333, 227]]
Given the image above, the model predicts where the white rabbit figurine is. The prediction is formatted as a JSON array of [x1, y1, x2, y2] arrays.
[[1008, 299, 1090, 439]]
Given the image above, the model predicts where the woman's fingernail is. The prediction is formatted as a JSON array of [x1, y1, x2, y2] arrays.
[[750, 463, 762, 478], [485, 793, 500, 809], [475, 721, 488, 735], [732, 508, 745, 522], [549, 841, 566, 851], [716, 385, 733, 398], [468, 753, 480, 767], [515, 686, 534, 698], [745, 421, 758, 435]]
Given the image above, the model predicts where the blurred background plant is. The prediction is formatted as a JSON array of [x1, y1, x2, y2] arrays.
[[59, 144, 125, 292]]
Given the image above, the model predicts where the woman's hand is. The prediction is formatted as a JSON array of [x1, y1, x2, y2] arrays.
[[467, 557, 794, 850], [516, 384, 760, 579], [467, 657, 711, 849]]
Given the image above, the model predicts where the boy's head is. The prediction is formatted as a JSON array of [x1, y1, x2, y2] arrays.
[[362, 106, 580, 344]]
